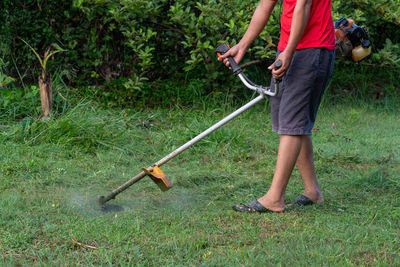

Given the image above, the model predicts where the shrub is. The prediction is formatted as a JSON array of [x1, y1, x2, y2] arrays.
[[0, 0, 399, 107]]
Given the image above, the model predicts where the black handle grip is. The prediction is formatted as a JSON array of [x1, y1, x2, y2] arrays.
[[214, 43, 242, 75], [273, 60, 283, 80], [274, 60, 282, 70]]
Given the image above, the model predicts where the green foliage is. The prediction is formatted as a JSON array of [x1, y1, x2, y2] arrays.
[[0, 76, 71, 121], [0, 0, 399, 108], [0, 86, 40, 119], [72, 0, 281, 89], [0, 62, 15, 88], [3, 102, 126, 152], [0, 74, 15, 88], [0, 59, 39, 119], [20, 40, 66, 77], [0, 1, 74, 81], [373, 39, 400, 67], [328, 61, 400, 100], [81, 77, 216, 108], [0, 0, 128, 86], [73, 0, 400, 85]]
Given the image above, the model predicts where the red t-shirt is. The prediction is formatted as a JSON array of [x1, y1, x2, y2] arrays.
[[277, 0, 335, 51]]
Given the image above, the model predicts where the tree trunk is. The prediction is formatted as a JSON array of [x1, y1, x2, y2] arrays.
[[38, 71, 53, 118]]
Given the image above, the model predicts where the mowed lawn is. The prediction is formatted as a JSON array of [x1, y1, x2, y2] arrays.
[[1, 99, 399, 265]]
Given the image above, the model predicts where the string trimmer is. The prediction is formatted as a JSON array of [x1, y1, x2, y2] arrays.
[[97, 43, 282, 206]]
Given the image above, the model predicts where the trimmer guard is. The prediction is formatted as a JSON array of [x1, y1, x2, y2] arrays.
[[142, 165, 173, 191]]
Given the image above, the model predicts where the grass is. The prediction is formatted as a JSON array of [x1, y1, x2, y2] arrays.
[[0, 97, 399, 266]]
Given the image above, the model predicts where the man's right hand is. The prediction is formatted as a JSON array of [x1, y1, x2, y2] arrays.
[[220, 44, 247, 69]]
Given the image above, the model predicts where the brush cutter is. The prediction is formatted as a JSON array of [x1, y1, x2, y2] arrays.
[[97, 43, 281, 206]]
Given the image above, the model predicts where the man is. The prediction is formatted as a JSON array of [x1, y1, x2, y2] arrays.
[[221, 0, 335, 212]]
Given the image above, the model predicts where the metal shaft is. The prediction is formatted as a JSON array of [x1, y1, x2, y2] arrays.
[[99, 94, 265, 204]]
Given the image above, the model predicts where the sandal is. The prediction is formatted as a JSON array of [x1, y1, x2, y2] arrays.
[[294, 194, 314, 206], [232, 199, 273, 213]]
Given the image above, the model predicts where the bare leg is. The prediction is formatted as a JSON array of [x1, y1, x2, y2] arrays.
[[257, 135, 302, 212], [296, 135, 324, 203]]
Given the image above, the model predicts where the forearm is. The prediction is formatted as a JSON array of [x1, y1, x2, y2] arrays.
[[239, 0, 278, 49], [284, 0, 312, 55]]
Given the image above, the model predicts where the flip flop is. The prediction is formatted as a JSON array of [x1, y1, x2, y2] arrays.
[[294, 194, 314, 206], [232, 199, 273, 213]]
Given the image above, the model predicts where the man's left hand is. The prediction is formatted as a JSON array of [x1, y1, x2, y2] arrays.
[[268, 50, 293, 80]]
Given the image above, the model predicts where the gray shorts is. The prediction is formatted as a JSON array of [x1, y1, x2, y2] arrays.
[[270, 48, 335, 135]]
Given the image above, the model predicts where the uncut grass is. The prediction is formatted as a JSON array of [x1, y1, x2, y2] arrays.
[[1, 100, 399, 265]]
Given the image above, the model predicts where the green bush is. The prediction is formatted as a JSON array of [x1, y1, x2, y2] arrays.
[[73, 0, 400, 81], [0, 0, 399, 108]]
